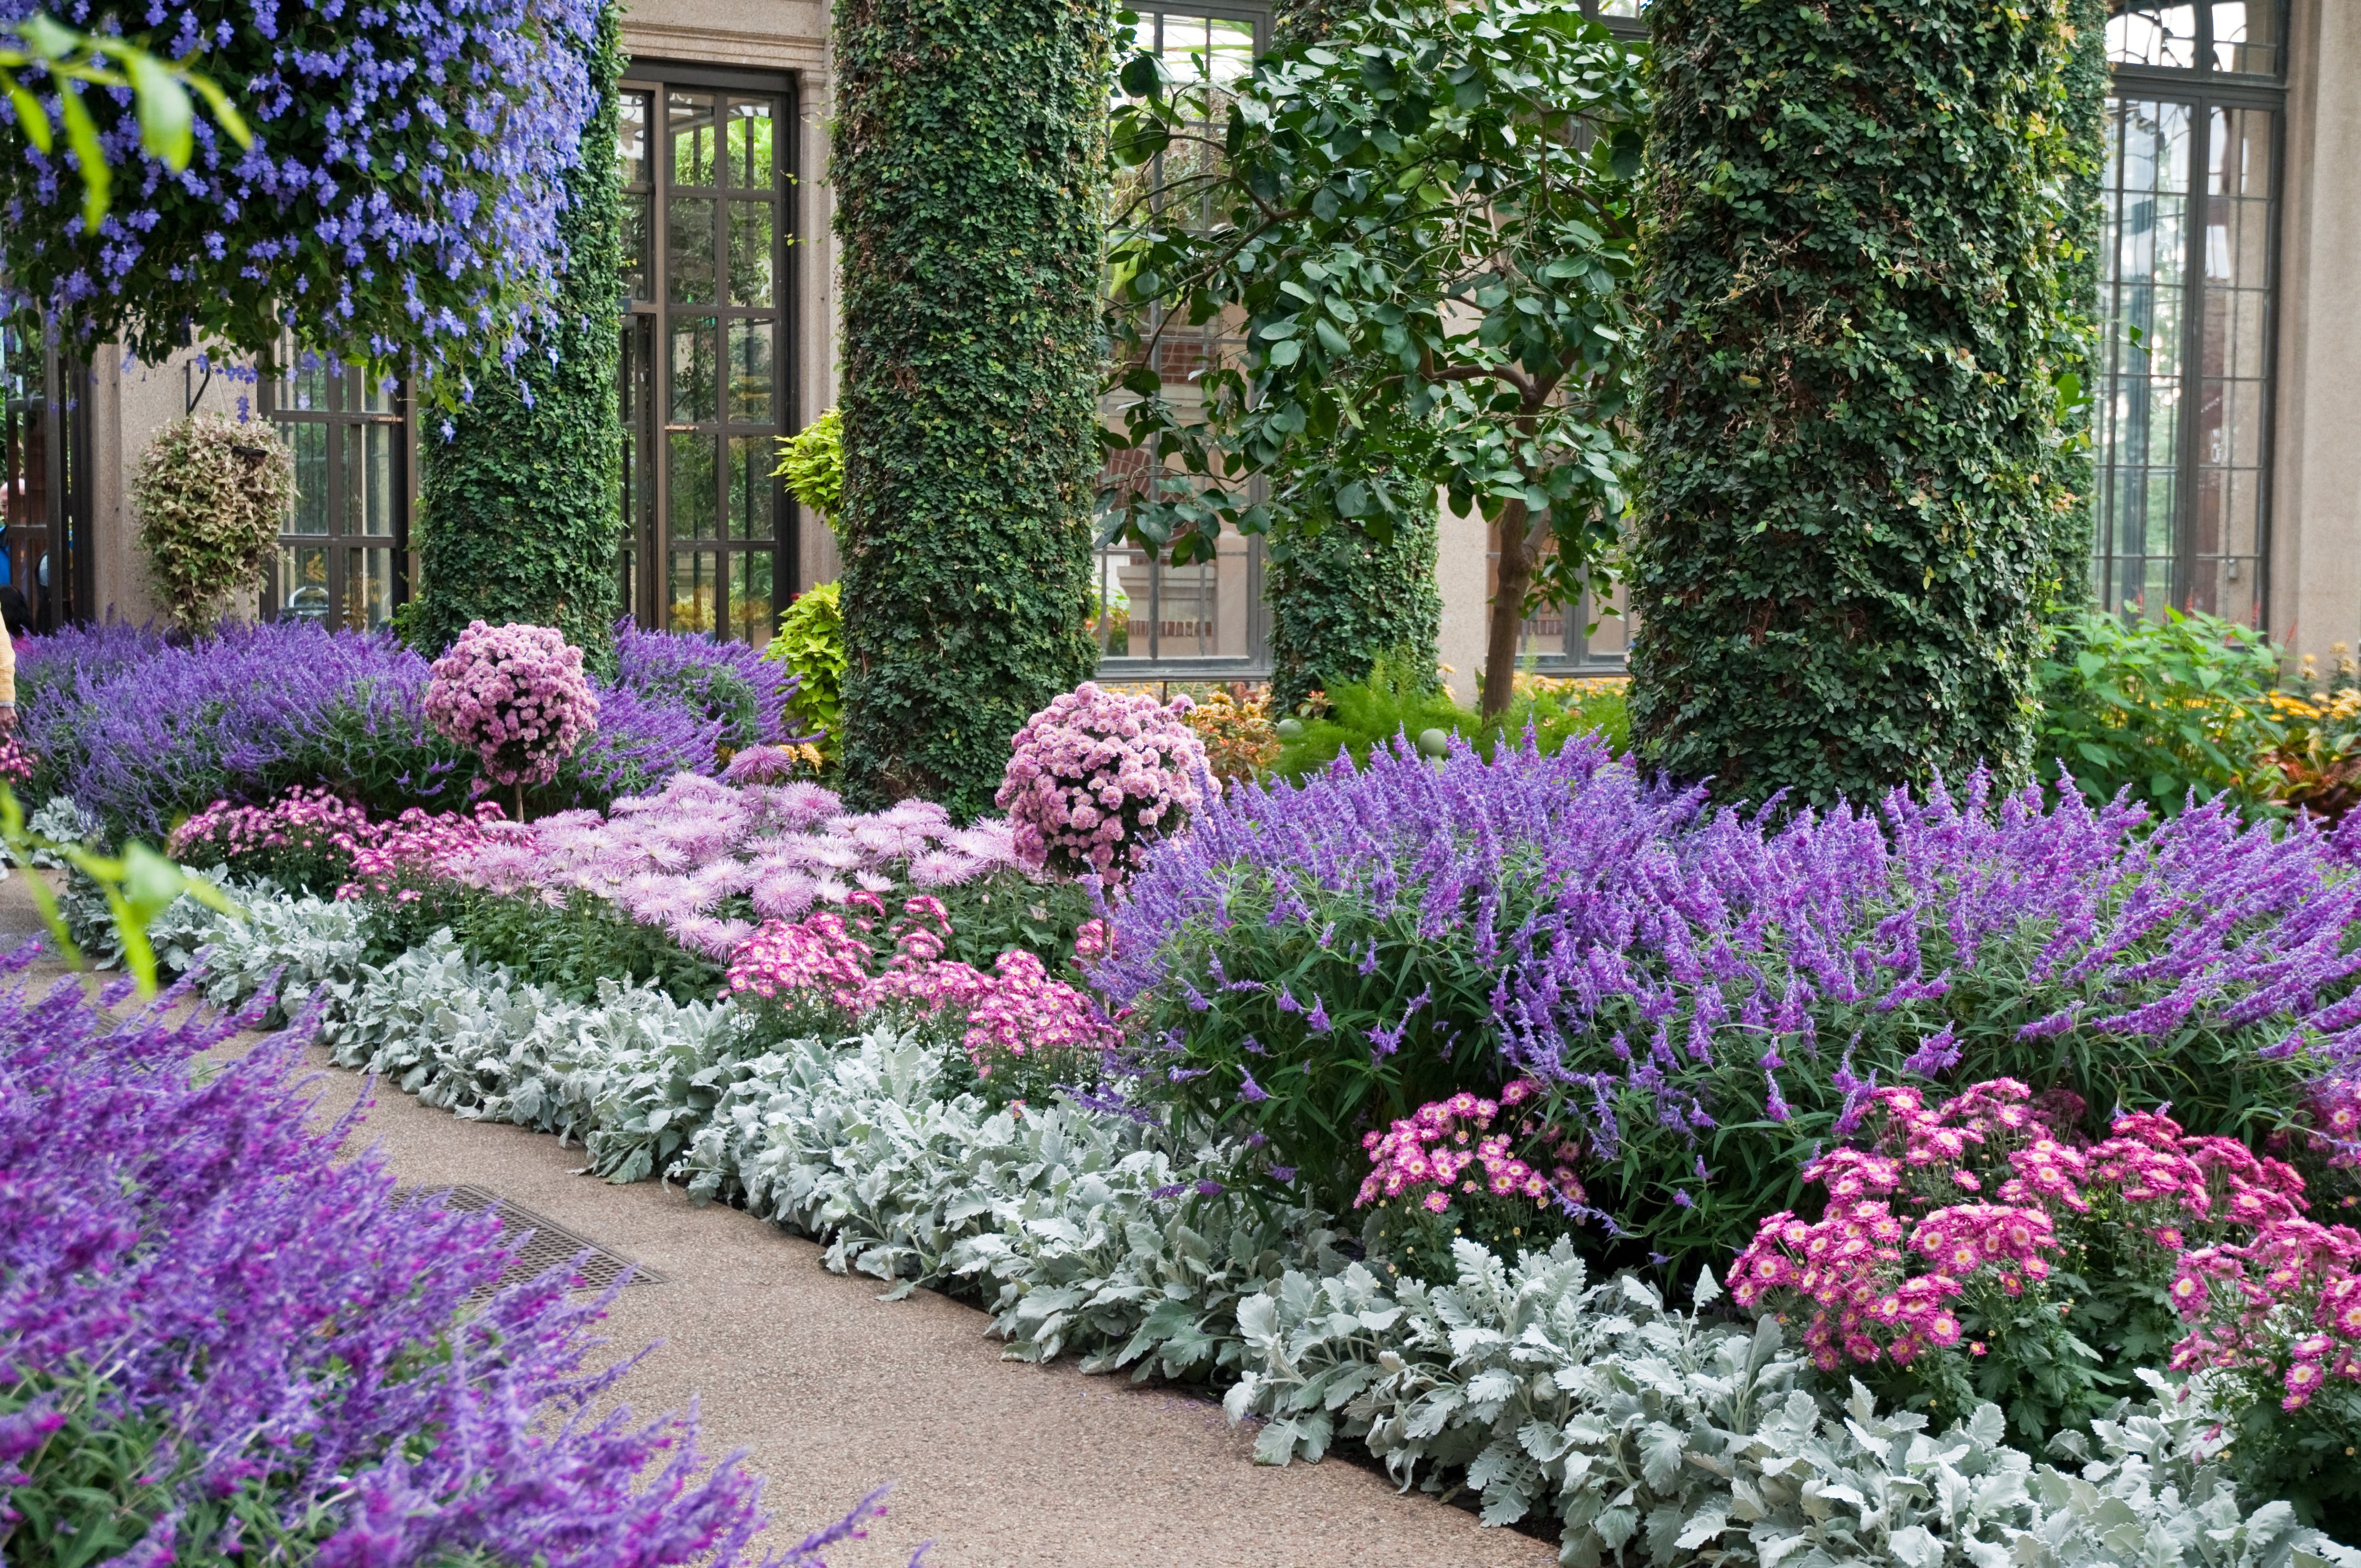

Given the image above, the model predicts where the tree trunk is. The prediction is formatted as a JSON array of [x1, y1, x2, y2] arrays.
[[1482, 498, 1532, 720]]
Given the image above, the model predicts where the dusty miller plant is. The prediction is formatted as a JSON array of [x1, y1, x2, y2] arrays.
[[130, 414, 297, 631]]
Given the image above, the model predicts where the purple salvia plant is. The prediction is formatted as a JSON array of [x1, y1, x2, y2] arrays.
[[18, 619, 801, 836], [1098, 733, 2361, 1272], [0, 944, 901, 1566]]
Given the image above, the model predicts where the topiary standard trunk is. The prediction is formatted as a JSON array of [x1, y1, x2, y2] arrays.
[[411, 4, 627, 663], [1259, 0, 1441, 716], [833, 0, 1110, 816], [1625, 0, 2083, 808]]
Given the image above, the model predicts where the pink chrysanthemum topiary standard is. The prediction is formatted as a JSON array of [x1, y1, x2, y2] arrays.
[[425, 621, 600, 812], [995, 682, 1207, 884]]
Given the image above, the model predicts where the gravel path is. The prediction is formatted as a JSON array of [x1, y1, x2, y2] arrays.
[[7, 873, 1551, 1568]]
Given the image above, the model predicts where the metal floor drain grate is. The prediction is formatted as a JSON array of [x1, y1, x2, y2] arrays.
[[393, 1184, 663, 1298]]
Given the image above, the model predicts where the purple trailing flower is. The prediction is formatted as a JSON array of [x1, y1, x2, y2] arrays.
[[0, 0, 602, 388]]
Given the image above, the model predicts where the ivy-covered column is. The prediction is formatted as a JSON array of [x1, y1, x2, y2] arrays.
[[833, 0, 1110, 815], [1259, 0, 1440, 715], [411, 4, 626, 659], [1625, 0, 2082, 807], [2046, 0, 2109, 607]]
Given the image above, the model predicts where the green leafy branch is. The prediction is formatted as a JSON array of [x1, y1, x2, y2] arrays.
[[0, 13, 251, 231], [0, 787, 237, 997]]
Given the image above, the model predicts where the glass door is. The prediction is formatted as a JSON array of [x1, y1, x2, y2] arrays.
[[261, 346, 409, 629], [617, 67, 796, 644]]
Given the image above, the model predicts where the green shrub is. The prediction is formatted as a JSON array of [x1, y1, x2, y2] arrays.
[[763, 581, 845, 754], [1272, 661, 1629, 780], [2036, 606, 2283, 818], [833, 0, 1108, 816], [1626, 0, 2085, 807]]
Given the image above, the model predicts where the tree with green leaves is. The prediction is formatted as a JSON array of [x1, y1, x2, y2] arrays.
[[410, 2, 627, 661], [1105, 0, 1646, 718], [1253, 0, 1439, 713], [1625, 0, 2087, 807], [833, 0, 1111, 815]]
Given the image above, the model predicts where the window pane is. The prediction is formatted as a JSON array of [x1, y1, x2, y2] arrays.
[[346, 420, 398, 538], [2211, 1, 2278, 74], [285, 422, 330, 535], [279, 350, 330, 412], [668, 90, 718, 187], [670, 549, 719, 632], [2192, 104, 2272, 621], [731, 550, 773, 644], [728, 436, 773, 541], [279, 543, 330, 623], [670, 431, 718, 540], [728, 201, 774, 307], [624, 194, 651, 301], [727, 100, 773, 188], [728, 319, 774, 424], [670, 315, 717, 423], [346, 546, 394, 630], [618, 91, 649, 185], [667, 195, 716, 303], [2095, 96, 2192, 616], [2107, 3, 2198, 67]]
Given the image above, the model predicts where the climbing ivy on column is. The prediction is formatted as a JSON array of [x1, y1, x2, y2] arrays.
[[1259, 0, 1441, 715], [410, 3, 627, 661], [1625, 0, 2084, 807], [2046, 0, 2109, 608], [833, 0, 1110, 815]]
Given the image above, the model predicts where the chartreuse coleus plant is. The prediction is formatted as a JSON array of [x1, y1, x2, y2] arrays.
[[1103, 0, 1646, 717]]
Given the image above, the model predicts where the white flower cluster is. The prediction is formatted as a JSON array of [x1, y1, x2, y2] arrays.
[[178, 891, 2361, 1568]]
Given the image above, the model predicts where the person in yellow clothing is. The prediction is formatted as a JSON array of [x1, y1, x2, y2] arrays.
[[0, 611, 14, 730]]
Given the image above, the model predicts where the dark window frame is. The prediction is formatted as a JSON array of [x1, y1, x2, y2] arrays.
[[618, 58, 801, 646], [2097, 1, 2288, 625], [257, 355, 414, 630]]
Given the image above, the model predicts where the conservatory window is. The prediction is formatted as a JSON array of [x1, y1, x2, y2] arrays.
[[618, 64, 797, 645], [2096, 1, 2284, 622], [260, 349, 409, 631], [1097, 4, 1271, 678]]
